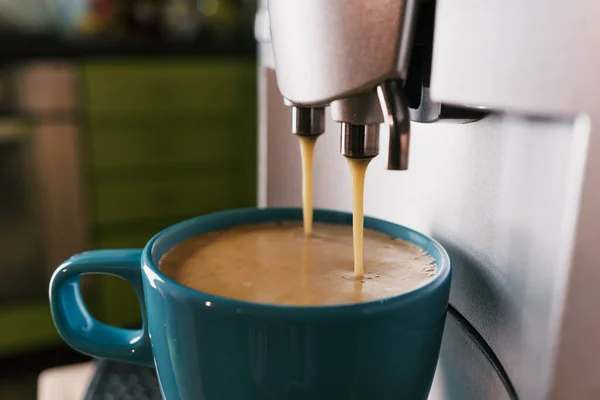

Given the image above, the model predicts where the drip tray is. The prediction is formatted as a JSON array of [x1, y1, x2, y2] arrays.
[[84, 360, 161, 400]]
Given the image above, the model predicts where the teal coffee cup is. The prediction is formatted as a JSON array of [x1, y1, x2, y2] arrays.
[[49, 208, 451, 400]]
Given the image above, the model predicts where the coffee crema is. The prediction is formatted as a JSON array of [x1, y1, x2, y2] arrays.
[[159, 221, 436, 306]]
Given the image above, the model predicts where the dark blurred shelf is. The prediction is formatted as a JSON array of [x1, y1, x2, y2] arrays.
[[0, 33, 256, 60]]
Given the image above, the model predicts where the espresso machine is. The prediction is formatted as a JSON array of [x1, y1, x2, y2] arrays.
[[255, 0, 600, 398]]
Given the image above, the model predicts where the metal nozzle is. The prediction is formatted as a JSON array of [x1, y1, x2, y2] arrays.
[[340, 123, 380, 159], [377, 80, 411, 170], [291, 106, 325, 137]]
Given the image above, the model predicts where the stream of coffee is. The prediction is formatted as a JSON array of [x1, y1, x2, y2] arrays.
[[346, 158, 371, 279], [297, 135, 371, 278], [298, 135, 317, 236]]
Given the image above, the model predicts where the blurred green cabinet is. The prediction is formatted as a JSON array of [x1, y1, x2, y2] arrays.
[[89, 117, 236, 169], [0, 58, 257, 358], [82, 58, 257, 328], [84, 61, 256, 116]]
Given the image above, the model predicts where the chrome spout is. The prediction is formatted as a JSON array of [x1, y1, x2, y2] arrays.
[[377, 80, 411, 170], [291, 106, 325, 137], [340, 123, 380, 159]]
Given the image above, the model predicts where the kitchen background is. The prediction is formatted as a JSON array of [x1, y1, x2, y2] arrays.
[[0, 1, 257, 398]]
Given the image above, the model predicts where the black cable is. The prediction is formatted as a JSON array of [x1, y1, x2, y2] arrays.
[[447, 304, 519, 400]]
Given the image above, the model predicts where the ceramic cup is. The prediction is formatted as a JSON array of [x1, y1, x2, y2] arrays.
[[49, 207, 451, 400]]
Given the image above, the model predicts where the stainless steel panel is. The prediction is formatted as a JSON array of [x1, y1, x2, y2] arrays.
[[431, 2, 600, 398], [267, 0, 416, 105], [431, 0, 600, 116], [259, 0, 600, 397]]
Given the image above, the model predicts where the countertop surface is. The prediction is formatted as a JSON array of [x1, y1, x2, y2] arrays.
[[37, 362, 96, 400]]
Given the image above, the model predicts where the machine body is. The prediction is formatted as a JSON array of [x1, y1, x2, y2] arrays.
[[268, 0, 418, 170], [257, 0, 600, 398]]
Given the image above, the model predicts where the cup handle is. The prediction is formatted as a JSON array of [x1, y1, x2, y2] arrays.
[[49, 249, 153, 366]]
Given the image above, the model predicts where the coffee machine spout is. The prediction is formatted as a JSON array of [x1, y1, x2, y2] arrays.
[[291, 106, 325, 137], [377, 80, 411, 171]]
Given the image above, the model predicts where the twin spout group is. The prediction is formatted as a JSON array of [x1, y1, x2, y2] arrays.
[[266, 0, 420, 171], [290, 79, 411, 171]]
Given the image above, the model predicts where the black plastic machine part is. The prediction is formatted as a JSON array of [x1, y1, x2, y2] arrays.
[[447, 305, 519, 400], [404, 0, 488, 123]]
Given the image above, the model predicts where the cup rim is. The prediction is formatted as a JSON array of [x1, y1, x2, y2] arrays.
[[141, 207, 451, 319]]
